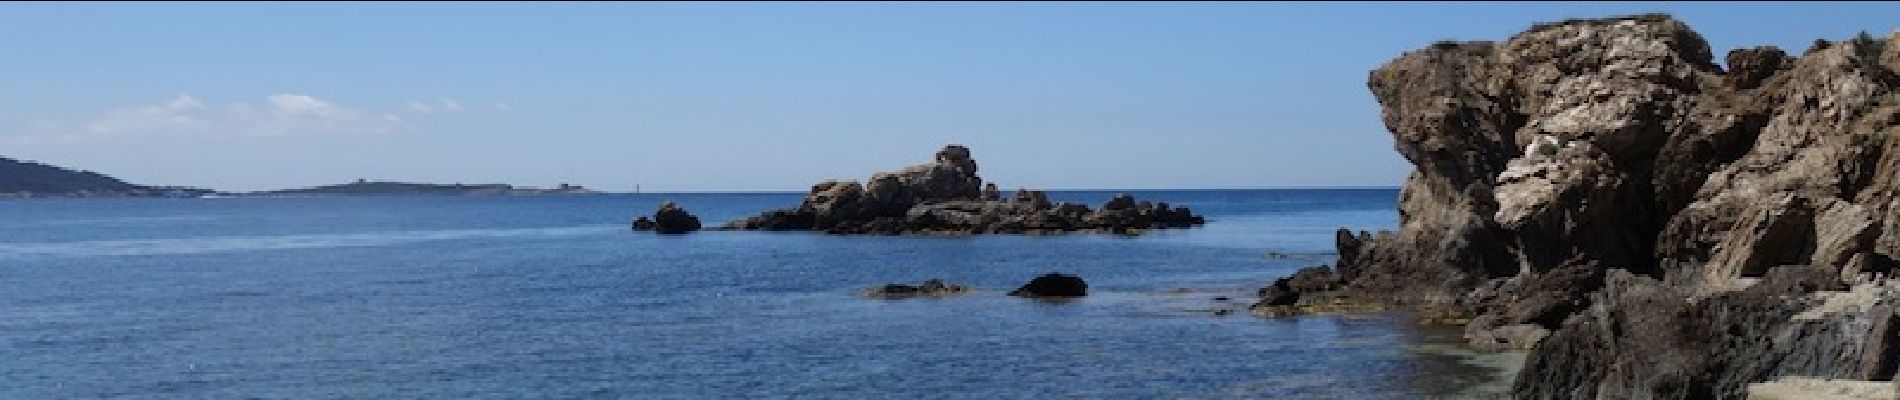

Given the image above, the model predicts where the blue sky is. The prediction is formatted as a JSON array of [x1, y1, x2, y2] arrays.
[[2, 2, 1896, 192]]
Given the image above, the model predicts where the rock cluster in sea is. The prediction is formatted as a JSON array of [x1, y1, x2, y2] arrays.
[[1252, 14, 1900, 397], [632, 201, 702, 234], [722, 145, 1204, 234], [863, 273, 1089, 300]]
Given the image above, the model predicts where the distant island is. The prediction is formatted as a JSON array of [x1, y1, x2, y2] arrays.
[[253, 179, 600, 197], [0, 155, 600, 198], [0, 156, 213, 198]]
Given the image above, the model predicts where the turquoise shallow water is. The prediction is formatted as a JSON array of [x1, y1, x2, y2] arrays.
[[0, 189, 1514, 398]]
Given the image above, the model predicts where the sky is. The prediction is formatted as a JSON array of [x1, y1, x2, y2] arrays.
[[2, 2, 1897, 192]]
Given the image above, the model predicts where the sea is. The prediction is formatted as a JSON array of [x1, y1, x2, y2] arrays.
[[0, 189, 1522, 399]]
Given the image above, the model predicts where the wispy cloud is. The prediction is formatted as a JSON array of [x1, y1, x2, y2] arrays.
[[6, 93, 409, 144], [405, 97, 464, 115]]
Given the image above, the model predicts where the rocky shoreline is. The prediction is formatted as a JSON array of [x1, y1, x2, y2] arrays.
[[1254, 14, 1900, 398]]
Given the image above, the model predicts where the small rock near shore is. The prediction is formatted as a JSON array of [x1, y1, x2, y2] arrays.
[[1009, 273, 1088, 298]]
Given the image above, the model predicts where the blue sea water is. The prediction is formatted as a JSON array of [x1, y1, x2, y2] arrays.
[[0, 189, 1517, 399]]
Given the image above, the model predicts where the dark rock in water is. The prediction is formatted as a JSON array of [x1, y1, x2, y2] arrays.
[[634, 201, 701, 234], [1009, 273, 1088, 298], [863, 279, 970, 299], [721, 145, 1204, 235], [1255, 266, 1338, 307]]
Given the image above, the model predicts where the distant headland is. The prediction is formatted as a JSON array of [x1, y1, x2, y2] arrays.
[[0, 156, 213, 198], [253, 180, 599, 197], [0, 155, 599, 198]]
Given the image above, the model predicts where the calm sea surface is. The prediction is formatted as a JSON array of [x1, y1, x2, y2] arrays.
[[0, 189, 1519, 399]]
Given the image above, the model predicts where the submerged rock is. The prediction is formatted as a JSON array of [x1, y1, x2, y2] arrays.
[[1009, 273, 1088, 298], [721, 145, 1204, 234], [863, 279, 970, 299]]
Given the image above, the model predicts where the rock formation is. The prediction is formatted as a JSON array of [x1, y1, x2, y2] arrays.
[[1009, 273, 1089, 298], [722, 145, 1205, 234], [632, 201, 702, 234], [1254, 14, 1900, 397]]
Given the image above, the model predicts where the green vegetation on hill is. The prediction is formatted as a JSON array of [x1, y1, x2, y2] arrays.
[[0, 156, 207, 197]]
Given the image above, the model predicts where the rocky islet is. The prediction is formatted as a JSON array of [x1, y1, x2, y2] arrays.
[[720, 145, 1205, 235]]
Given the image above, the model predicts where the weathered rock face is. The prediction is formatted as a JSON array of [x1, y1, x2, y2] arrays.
[[633, 201, 702, 234], [1257, 14, 1900, 397], [1515, 268, 1899, 399], [722, 145, 1204, 234], [1009, 273, 1088, 298]]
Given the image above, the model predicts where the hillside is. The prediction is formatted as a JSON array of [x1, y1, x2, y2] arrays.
[[0, 156, 206, 198]]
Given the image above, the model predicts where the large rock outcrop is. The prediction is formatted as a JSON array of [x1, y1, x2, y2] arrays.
[[1256, 14, 1900, 397], [722, 145, 1205, 234]]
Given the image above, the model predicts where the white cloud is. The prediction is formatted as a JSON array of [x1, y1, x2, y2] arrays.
[[266, 94, 338, 117], [81, 93, 209, 136], [405, 97, 465, 115], [492, 101, 512, 111], [16, 93, 407, 142]]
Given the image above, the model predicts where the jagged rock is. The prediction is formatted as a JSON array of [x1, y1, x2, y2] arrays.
[[863, 279, 970, 299], [631, 216, 656, 230], [1009, 273, 1088, 298], [1727, 46, 1791, 89], [1255, 266, 1339, 307], [648, 202, 702, 234], [1010, 188, 1052, 209], [722, 145, 1204, 234], [1258, 14, 1900, 397], [1515, 268, 1898, 399], [1461, 263, 1604, 349]]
